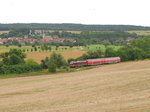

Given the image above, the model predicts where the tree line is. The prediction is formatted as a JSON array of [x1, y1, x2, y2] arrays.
[[1, 23, 150, 31]]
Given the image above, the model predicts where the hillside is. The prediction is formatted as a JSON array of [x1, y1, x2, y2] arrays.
[[0, 60, 150, 112], [1, 23, 150, 31]]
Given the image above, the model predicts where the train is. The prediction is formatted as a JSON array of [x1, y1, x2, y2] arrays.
[[69, 57, 121, 67]]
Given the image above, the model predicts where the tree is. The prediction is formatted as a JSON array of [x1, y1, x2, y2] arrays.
[[48, 62, 57, 73], [41, 57, 49, 69], [130, 38, 150, 58], [12, 40, 19, 45], [34, 47, 37, 52], [105, 47, 118, 57], [8, 54, 24, 65], [18, 44, 22, 47], [0, 49, 26, 65], [48, 46, 52, 51], [49, 52, 66, 68], [117, 45, 144, 61], [79, 50, 104, 60], [56, 45, 59, 51]]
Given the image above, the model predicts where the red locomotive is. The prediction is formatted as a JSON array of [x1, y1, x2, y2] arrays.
[[69, 57, 121, 67]]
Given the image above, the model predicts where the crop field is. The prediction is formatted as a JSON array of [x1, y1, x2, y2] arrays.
[[0, 46, 86, 63], [0, 60, 150, 112], [26, 51, 86, 63], [0, 45, 121, 63], [127, 30, 150, 35], [0, 30, 9, 34]]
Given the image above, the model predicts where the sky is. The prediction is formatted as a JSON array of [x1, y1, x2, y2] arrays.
[[1, 0, 150, 26]]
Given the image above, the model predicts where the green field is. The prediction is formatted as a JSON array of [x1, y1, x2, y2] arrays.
[[83, 44, 122, 51], [0, 45, 82, 53], [0, 45, 122, 53]]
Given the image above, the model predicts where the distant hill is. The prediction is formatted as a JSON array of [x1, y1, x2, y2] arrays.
[[0, 23, 150, 31]]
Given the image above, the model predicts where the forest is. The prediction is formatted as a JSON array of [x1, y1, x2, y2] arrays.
[[1, 23, 150, 31]]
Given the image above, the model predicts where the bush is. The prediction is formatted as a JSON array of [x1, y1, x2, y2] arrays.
[[77, 50, 104, 60], [49, 52, 67, 68], [117, 45, 144, 61], [0, 49, 26, 65], [0, 63, 41, 74], [41, 57, 49, 69], [48, 62, 57, 73], [68, 58, 77, 63]]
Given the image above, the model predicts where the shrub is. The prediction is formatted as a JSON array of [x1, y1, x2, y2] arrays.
[[78, 50, 104, 60], [0, 49, 26, 65], [49, 52, 66, 68], [41, 57, 49, 69], [0, 63, 41, 74], [48, 62, 57, 73]]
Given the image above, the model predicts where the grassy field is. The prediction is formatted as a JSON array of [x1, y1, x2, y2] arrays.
[[83, 44, 121, 51], [0, 60, 149, 112]]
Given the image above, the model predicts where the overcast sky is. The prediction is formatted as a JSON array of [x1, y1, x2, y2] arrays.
[[1, 0, 150, 26]]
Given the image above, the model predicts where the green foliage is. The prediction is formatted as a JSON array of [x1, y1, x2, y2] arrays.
[[1, 23, 150, 31], [117, 46, 144, 61], [78, 50, 104, 60], [34, 47, 37, 51], [12, 40, 19, 45], [49, 52, 66, 68], [48, 62, 57, 73], [3, 28, 30, 37], [130, 38, 150, 58], [41, 57, 49, 69], [18, 44, 22, 47], [0, 49, 41, 74], [105, 47, 118, 57], [0, 63, 41, 74], [41, 52, 66, 73], [41, 44, 49, 51], [68, 58, 77, 63], [116, 38, 150, 61], [0, 49, 26, 65], [68, 38, 150, 63], [26, 59, 39, 65], [77, 31, 137, 45]]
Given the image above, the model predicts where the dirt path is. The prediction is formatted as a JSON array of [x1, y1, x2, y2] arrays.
[[0, 60, 150, 112]]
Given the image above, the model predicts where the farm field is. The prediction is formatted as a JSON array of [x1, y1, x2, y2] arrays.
[[26, 51, 86, 63], [0, 45, 121, 63], [0, 30, 9, 35], [127, 30, 150, 35], [0, 60, 150, 112]]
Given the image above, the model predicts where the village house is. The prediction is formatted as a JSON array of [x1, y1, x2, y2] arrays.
[[0, 35, 76, 45]]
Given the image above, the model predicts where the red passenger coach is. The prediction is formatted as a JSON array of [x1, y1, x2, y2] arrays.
[[69, 57, 120, 67]]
